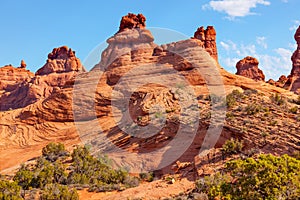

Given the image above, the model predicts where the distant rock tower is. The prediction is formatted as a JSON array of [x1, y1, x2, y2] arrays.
[[20, 60, 27, 68], [193, 26, 218, 62], [283, 25, 300, 94]]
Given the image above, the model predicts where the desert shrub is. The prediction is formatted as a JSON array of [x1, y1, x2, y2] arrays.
[[42, 142, 69, 162], [226, 94, 236, 108], [14, 143, 138, 194], [13, 164, 34, 190], [196, 172, 231, 199], [0, 180, 22, 200], [196, 154, 300, 200], [226, 90, 244, 108], [221, 138, 243, 157], [14, 157, 67, 189], [243, 89, 258, 96], [40, 184, 78, 200], [245, 103, 262, 115], [269, 120, 278, 126], [67, 146, 132, 189], [270, 93, 286, 106], [290, 106, 298, 114], [139, 172, 154, 182]]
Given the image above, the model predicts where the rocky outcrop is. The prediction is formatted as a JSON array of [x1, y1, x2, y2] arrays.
[[119, 13, 146, 32], [0, 46, 83, 111], [36, 46, 83, 75], [235, 56, 265, 81], [284, 26, 300, 93], [193, 26, 218, 62], [0, 65, 34, 91], [267, 75, 288, 88]]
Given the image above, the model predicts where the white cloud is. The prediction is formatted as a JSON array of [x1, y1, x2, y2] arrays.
[[202, 0, 271, 19], [256, 36, 267, 49], [274, 48, 293, 70], [220, 41, 230, 51], [288, 43, 297, 50], [281, 0, 288, 3], [289, 20, 300, 31]]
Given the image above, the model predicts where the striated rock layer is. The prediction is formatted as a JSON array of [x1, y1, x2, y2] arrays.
[[236, 56, 265, 81], [0, 63, 34, 91]]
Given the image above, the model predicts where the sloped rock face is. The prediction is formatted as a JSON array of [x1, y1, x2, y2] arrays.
[[0, 46, 84, 111], [285, 26, 300, 94], [193, 26, 218, 62], [36, 46, 83, 75], [0, 65, 34, 91], [236, 56, 265, 81]]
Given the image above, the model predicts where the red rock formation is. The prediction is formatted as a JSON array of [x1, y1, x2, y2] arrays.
[[236, 56, 265, 81], [36, 46, 83, 75], [119, 13, 146, 32], [285, 25, 300, 93], [193, 26, 218, 62], [20, 60, 27, 68], [0, 46, 84, 111], [267, 75, 288, 88], [0, 65, 33, 91]]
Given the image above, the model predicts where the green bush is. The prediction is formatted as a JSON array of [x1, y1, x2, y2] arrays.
[[40, 184, 78, 200], [0, 180, 22, 200], [221, 138, 243, 157], [226, 90, 244, 108], [139, 172, 154, 182], [245, 103, 262, 115], [13, 143, 138, 194], [197, 154, 300, 200], [42, 142, 69, 162], [67, 146, 133, 190], [13, 164, 34, 190]]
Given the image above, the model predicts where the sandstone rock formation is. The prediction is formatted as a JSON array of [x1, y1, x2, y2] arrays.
[[284, 25, 300, 93], [1, 14, 299, 181], [235, 56, 265, 81], [193, 26, 218, 62], [267, 75, 288, 88], [0, 65, 33, 91], [0, 46, 84, 111], [36, 46, 83, 75], [119, 13, 146, 32]]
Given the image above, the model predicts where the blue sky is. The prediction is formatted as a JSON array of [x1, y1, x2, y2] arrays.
[[0, 0, 299, 80]]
